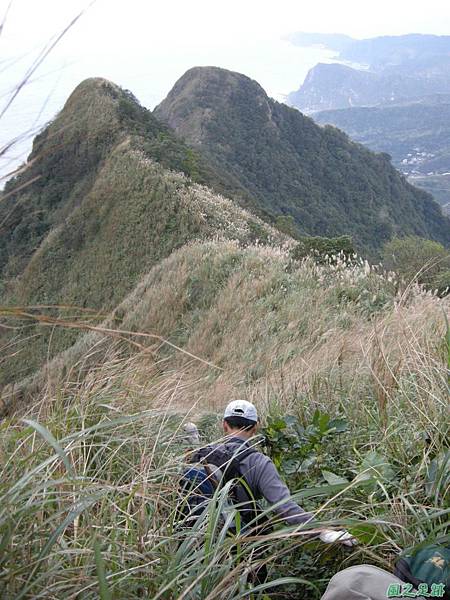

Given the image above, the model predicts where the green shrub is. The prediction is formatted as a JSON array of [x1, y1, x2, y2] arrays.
[[291, 235, 355, 263], [274, 215, 301, 239], [382, 236, 450, 294]]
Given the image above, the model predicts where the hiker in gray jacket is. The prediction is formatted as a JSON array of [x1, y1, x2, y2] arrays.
[[186, 399, 356, 545]]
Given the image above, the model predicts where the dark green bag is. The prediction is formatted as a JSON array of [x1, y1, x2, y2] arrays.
[[394, 545, 450, 599]]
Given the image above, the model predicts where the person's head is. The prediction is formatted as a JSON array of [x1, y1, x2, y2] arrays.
[[223, 400, 258, 438]]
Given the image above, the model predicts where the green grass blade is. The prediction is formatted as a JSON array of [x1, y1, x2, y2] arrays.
[[22, 418, 75, 478], [94, 536, 113, 600]]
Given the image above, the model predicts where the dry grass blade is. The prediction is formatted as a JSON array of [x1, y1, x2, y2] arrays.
[[0, 305, 224, 370], [0, 2, 96, 121]]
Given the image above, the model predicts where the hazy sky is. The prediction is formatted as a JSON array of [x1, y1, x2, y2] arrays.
[[1, 0, 450, 178]]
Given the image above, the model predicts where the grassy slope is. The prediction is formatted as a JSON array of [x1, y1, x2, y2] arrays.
[[87, 240, 450, 415], [0, 147, 285, 387], [1, 73, 448, 599], [2, 73, 449, 387], [18, 237, 449, 421], [0, 78, 124, 282], [154, 67, 450, 254], [1, 240, 448, 598]]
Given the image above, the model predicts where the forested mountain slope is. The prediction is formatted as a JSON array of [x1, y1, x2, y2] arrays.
[[155, 66, 450, 253], [314, 98, 450, 212], [0, 78, 260, 286]]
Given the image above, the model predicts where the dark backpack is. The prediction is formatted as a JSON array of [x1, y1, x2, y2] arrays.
[[178, 442, 270, 534], [394, 544, 450, 600]]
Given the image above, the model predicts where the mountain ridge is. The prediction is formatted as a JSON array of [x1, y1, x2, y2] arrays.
[[0, 76, 286, 386], [2, 68, 450, 389]]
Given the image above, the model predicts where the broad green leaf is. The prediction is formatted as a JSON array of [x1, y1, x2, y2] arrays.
[[328, 417, 349, 433], [349, 523, 386, 545], [359, 451, 396, 483], [322, 470, 349, 485]]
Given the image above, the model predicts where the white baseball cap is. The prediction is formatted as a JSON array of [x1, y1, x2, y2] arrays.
[[224, 400, 258, 423]]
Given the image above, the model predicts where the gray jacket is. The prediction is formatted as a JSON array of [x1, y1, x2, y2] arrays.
[[215, 436, 313, 526]]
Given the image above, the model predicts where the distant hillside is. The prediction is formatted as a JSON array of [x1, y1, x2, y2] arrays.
[[314, 97, 450, 213], [287, 34, 450, 210], [288, 63, 450, 113], [0, 78, 285, 386], [288, 34, 450, 113], [408, 174, 450, 215], [288, 63, 417, 112], [286, 33, 450, 68], [155, 66, 450, 253], [338, 34, 450, 71], [287, 33, 450, 114], [314, 99, 450, 173]]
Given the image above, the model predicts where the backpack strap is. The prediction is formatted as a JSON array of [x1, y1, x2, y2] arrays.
[[394, 558, 424, 590], [191, 441, 270, 531], [191, 442, 257, 484], [395, 546, 450, 600]]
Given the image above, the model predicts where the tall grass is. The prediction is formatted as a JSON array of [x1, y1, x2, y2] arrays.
[[0, 377, 311, 599], [0, 247, 448, 598], [0, 356, 447, 598]]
